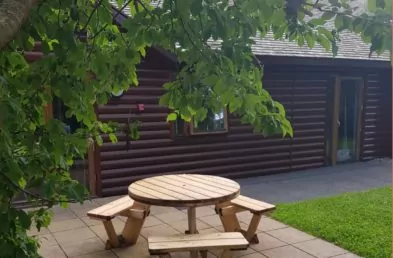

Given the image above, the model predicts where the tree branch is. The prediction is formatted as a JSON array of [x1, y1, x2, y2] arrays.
[[81, 0, 103, 32], [3, 172, 56, 206], [304, 2, 390, 26], [114, 0, 133, 20], [0, 0, 38, 49]]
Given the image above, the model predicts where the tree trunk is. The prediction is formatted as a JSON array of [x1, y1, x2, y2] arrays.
[[0, 0, 37, 49]]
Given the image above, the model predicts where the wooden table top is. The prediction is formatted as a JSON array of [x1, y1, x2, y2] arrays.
[[128, 174, 240, 207]]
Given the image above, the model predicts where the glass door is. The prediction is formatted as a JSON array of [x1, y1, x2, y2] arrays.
[[336, 80, 359, 163], [330, 77, 363, 165]]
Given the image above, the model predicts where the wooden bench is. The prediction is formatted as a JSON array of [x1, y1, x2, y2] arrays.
[[215, 195, 276, 244], [148, 232, 249, 258], [87, 196, 150, 249]]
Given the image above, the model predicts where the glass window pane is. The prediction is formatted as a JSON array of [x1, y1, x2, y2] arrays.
[[192, 109, 227, 133], [336, 80, 358, 163]]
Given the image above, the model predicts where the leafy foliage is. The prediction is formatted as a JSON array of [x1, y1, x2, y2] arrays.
[[0, 0, 390, 256]]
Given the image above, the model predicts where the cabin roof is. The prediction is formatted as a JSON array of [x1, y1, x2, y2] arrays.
[[110, 0, 390, 62]]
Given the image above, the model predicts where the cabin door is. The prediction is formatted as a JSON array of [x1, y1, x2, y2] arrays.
[[330, 77, 364, 165]]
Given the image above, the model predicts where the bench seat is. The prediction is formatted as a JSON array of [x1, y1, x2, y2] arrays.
[[215, 195, 276, 244], [230, 195, 276, 214], [148, 232, 249, 258], [87, 196, 135, 220], [87, 196, 150, 249]]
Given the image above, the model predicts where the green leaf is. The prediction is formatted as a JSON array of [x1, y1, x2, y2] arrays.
[[190, 0, 203, 16], [194, 108, 208, 123], [159, 93, 171, 107], [96, 135, 103, 145], [129, 121, 141, 140], [317, 35, 331, 51], [17, 210, 31, 229], [139, 47, 146, 57], [321, 12, 335, 21], [108, 133, 118, 143], [334, 14, 351, 31], [70, 5, 79, 21], [7, 52, 27, 69], [167, 113, 178, 122], [309, 18, 327, 26], [41, 41, 51, 54], [305, 33, 316, 48], [317, 27, 334, 41], [176, 0, 192, 20], [297, 35, 305, 46], [18, 178, 27, 189], [131, 75, 139, 86], [328, 0, 340, 5]]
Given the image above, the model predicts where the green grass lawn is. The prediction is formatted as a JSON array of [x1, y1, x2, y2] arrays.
[[271, 187, 392, 258]]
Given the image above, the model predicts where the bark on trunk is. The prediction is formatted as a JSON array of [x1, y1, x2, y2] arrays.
[[0, 0, 37, 49]]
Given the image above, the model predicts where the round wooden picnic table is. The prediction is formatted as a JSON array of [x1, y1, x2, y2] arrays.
[[128, 174, 240, 258]]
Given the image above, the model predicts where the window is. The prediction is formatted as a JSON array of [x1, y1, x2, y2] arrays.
[[174, 117, 186, 136], [172, 108, 229, 137], [52, 97, 81, 134], [190, 108, 228, 135]]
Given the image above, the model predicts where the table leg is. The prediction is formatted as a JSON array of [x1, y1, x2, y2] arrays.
[[187, 207, 198, 258], [187, 207, 197, 234]]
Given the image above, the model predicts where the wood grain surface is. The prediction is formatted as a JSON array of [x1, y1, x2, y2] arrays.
[[128, 174, 240, 207]]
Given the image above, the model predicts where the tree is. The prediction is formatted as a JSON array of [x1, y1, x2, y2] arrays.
[[0, 0, 391, 256]]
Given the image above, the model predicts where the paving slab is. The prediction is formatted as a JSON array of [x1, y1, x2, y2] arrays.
[[38, 245, 67, 258], [267, 227, 316, 244], [49, 218, 86, 233], [250, 232, 287, 252], [262, 245, 315, 258], [293, 239, 348, 258], [33, 204, 363, 258]]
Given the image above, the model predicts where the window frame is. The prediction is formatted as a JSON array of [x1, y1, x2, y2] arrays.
[[188, 108, 229, 136]]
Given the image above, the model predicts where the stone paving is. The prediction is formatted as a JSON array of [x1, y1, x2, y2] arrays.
[[29, 196, 362, 258]]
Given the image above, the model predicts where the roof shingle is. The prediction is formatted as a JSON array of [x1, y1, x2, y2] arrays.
[[110, 0, 390, 62]]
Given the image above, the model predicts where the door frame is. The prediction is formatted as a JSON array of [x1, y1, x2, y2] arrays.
[[330, 76, 364, 166]]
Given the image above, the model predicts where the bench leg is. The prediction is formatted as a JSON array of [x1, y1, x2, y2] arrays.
[[215, 204, 242, 233], [200, 250, 208, 258], [121, 203, 150, 245], [103, 220, 120, 249], [220, 250, 232, 258], [245, 214, 261, 244]]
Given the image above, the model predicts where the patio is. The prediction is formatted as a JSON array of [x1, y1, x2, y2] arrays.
[[31, 196, 361, 258]]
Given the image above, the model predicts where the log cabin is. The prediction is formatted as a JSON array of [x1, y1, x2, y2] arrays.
[[25, 2, 392, 197]]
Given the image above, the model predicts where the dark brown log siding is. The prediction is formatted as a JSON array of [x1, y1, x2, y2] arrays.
[[97, 70, 330, 196], [96, 62, 391, 196], [360, 73, 392, 160], [22, 45, 392, 197]]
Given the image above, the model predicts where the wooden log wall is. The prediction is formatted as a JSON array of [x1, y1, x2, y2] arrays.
[[21, 45, 392, 197], [96, 70, 332, 196], [360, 73, 392, 160]]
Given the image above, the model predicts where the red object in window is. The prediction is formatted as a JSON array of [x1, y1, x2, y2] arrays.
[[137, 104, 145, 112]]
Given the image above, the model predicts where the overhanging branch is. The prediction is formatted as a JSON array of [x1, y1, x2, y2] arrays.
[[0, 0, 38, 49]]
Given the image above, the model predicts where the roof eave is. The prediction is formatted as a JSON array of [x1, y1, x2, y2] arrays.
[[257, 55, 391, 69]]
